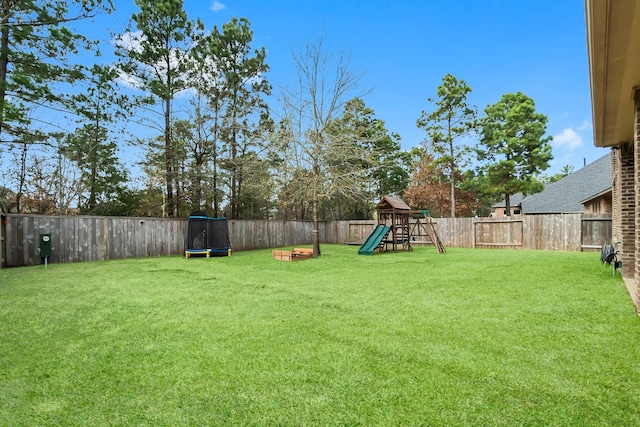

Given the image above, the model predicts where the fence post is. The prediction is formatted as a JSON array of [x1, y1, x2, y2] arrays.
[[472, 217, 476, 249], [0, 214, 5, 268]]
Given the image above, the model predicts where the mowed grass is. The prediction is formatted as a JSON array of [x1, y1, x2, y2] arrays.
[[1, 245, 639, 426]]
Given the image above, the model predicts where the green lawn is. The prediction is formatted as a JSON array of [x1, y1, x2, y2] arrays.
[[1, 245, 639, 426]]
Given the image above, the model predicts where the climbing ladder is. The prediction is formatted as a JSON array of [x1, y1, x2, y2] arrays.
[[425, 218, 446, 254], [409, 212, 446, 254]]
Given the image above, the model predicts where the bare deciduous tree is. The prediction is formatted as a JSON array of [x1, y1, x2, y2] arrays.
[[277, 38, 376, 256]]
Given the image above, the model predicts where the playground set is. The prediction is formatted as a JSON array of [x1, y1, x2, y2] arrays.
[[358, 196, 445, 255], [185, 211, 232, 258]]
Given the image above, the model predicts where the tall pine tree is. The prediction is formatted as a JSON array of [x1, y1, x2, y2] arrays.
[[0, 0, 112, 140], [116, 0, 203, 217], [479, 92, 552, 216]]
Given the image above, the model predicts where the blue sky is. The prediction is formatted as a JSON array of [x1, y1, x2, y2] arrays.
[[92, 0, 601, 176]]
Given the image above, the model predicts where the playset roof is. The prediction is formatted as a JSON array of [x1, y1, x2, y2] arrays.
[[376, 196, 411, 211]]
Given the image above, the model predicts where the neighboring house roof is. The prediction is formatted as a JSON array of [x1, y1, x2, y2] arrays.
[[494, 152, 612, 214], [492, 192, 527, 208], [523, 153, 612, 214], [580, 187, 612, 205]]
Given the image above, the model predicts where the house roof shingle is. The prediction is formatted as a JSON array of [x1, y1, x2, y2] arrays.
[[522, 152, 612, 214], [493, 152, 612, 214]]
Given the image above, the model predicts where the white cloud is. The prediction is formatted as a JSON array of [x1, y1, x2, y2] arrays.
[[113, 30, 144, 55], [577, 120, 593, 131], [112, 30, 193, 92], [115, 72, 143, 90], [552, 127, 583, 150], [112, 31, 146, 90], [211, 1, 226, 12]]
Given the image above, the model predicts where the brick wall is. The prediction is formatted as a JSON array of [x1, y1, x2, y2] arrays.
[[635, 94, 640, 301], [612, 145, 622, 243], [620, 142, 635, 279]]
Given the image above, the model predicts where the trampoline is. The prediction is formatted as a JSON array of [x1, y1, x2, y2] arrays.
[[185, 210, 231, 257]]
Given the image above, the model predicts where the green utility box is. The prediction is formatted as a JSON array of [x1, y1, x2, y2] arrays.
[[39, 233, 52, 258]]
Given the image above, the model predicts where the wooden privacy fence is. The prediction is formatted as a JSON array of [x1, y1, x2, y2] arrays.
[[228, 219, 314, 250], [1, 215, 187, 267], [435, 214, 610, 251], [324, 214, 611, 252], [0, 213, 611, 268], [0, 214, 319, 267]]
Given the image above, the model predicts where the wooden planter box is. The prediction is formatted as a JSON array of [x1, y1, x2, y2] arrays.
[[272, 248, 314, 261]]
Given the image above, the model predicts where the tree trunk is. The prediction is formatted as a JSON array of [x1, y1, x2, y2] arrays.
[[175, 160, 182, 217], [230, 127, 238, 219], [88, 120, 98, 211], [194, 159, 202, 210], [450, 175, 456, 218], [448, 130, 456, 218], [88, 160, 97, 210], [16, 142, 27, 213], [312, 177, 321, 257], [164, 96, 174, 217], [237, 158, 243, 219], [505, 193, 511, 217], [213, 144, 219, 216], [311, 135, 322, 256]]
